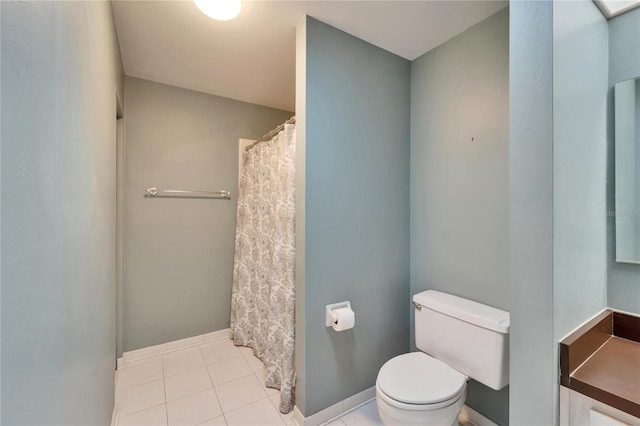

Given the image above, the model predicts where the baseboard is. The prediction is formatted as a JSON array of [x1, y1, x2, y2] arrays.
[[118, 328, 230, 369], [292, 386, 376, 426], [292, 393, 497, 426], [459, 405, 498, 426], [110, 406, 119, 426]]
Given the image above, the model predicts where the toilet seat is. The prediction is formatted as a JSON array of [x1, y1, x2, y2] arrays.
[[376, 352, 466, 408]]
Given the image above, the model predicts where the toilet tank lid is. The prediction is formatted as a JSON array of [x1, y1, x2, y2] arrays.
[[413, 290, 510, 333]]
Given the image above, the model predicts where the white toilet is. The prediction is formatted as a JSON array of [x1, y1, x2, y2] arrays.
[[376, 290, 509, 425]]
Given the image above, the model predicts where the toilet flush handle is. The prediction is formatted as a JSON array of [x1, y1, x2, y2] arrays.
[[412, 301, 422, 311]]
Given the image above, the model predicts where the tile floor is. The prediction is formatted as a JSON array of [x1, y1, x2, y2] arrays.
[[114, 338, 385, 426], [114, 339, 295, 426], [114, 338, 464, 426]]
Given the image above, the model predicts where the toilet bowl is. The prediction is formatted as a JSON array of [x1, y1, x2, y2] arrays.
[[375, 352, 467, 426], [375, 290, 510, 425]]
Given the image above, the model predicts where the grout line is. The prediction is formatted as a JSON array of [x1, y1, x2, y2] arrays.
[[115, 378, 165, 397], [117, 402, 167, 420], [205, 342, 227, 419], [161, 357, 169, 426], [115, 362, 165, 392]]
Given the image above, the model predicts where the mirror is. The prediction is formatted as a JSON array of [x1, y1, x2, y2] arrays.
[[614, 77, 640, 264]]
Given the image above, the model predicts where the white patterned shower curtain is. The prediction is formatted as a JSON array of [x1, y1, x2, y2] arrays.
[[230, 123, 296, 414]]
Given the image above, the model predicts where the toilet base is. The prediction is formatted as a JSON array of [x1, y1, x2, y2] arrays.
[[376, 388, 466, 426]]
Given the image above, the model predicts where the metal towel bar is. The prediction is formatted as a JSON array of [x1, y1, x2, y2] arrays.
[[144, 187, 231, 200]]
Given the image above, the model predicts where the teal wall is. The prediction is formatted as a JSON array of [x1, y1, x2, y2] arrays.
[[552, 2, 609, 424], [410, 9, 509, 425], [1, 1, 124, 423], [553, 0, 608, 340], [298, 17, 410, 416], [122, 77, 291, 354], [607, 7, 640, 315], [509, 1, 556, 424], [511, 1, 611, 424]]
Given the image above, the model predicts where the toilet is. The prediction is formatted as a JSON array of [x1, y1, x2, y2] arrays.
[[376, 290, 509, 425]]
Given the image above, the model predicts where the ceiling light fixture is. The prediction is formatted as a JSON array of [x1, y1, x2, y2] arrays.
[[194, 0, 242, 21]]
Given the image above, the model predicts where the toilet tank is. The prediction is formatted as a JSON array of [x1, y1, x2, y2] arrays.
[[413, 290, 509, 391]]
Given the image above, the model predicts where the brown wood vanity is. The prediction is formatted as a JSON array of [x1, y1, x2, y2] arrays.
[[560, 309, 640, 419]]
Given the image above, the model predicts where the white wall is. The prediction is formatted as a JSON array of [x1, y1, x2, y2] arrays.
[[1, 1, 124, 423]]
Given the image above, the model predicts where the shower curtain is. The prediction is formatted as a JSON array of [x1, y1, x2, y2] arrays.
[[230, 122, 296, 414]]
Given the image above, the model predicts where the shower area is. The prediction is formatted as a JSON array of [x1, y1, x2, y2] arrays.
[[115, 76, 296, 424]]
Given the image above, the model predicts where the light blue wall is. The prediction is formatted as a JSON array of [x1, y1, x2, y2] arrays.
[[122, 77, 291, 354], [509, 1, 556, 424], [410, 9, 509, 425], [607, 7, 640, 315], [552, 0, 608, 340], [299, 17, 410, 416], [1, 1, 123, 423]]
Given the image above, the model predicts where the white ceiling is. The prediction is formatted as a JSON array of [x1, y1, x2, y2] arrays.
[[112, 0, 508, 111]]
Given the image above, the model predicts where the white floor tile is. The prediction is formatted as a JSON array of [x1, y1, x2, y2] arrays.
[[207, 357, 253, 386], [166, 388, 222, 426], [115, 379, 166, 416], [163, 347, 206, 377], [215, 375, 268, 413], [237, 346, 254, 358], [254, 370, 280, 396], [325, 419, 347, 426], [126, 355, 163, 369], [196, 415, 227, 425], [116, 357, 164, 391], [225, 398, 286, 426], [118, 404, 167, 426], [243, 355, 265, 373], [340, 401, 383, 426], [165, 367, 213, 402], [268, 394, 295, 425], [200, 340, 243, 365]]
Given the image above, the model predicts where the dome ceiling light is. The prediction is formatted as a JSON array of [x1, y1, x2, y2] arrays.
[[194, 0, 242, 21]]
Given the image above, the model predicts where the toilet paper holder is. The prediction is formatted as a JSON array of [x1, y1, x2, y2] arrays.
[[326, 301, 352, 327]]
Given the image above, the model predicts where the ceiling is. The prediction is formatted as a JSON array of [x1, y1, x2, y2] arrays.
[[112, 0, 508, 111]]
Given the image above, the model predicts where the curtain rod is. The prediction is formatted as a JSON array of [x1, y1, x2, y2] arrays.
[[245, 116, 295, 152]]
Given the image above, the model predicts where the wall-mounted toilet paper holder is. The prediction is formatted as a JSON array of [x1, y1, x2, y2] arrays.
[[326, 301, 352, 327]]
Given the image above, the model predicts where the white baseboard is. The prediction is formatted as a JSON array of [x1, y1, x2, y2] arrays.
[[459, 405, 498, 426], [118, 328, 230, 369], [110, 405, 119, 426], [292, 389, 497, 426], [292, 386, 376, 426]]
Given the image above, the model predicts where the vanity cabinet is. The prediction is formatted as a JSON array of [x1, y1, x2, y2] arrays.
[[561, 387, 640, 426], [559, 310, 640, 425]]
